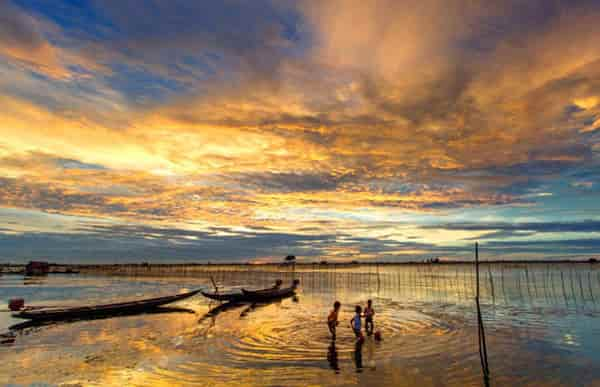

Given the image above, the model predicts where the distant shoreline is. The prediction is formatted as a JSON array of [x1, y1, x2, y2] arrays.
[[1, 258, 598, 275]]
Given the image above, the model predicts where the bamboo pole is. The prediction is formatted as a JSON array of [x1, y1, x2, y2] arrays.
[[487, 264, 495, 305], [500, 265, 507, 304], [568, 266, 578, 309], [524, 266, 533, 304], [475, 242, 490, 385], [476, 244, 480, 300], [560, 270, 569, 307], [587, 270, 595, 305]]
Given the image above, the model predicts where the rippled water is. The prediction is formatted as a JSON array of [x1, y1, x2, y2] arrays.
[[1, 263, 600, 386]]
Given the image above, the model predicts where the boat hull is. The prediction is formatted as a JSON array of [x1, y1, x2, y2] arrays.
[[13, 289, 201, 321], [241, 286, 297, 302], [201, 282, 282, 302], [200, 290, 244, 302]]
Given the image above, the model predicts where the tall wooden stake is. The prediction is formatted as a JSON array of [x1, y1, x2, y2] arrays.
[[476, 242, 490, 385], [476, 243, 480, 299]]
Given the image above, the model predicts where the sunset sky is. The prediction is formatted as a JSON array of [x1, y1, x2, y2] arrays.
[[1, 0, 600, 263]]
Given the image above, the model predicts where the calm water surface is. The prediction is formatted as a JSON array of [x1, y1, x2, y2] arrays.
[[1, 263, 600, 386]]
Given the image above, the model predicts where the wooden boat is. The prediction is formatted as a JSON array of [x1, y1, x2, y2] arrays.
[[200, 289, 244, 302], [12, 289, 201, 321], [10, 306, 194, 331], [241, 280, 299, 302], [201, 280, 283, 302]]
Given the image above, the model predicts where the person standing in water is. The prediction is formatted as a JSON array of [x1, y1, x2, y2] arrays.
[[328, 301, 341, 340], [350, 305, 363, 341], [364, 299, 375, 336]]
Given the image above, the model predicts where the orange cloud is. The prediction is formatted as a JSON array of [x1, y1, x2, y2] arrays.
[[1, 0, 600, 261]]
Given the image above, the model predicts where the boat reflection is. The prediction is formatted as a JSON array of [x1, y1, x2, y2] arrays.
[[23, 276, 47, 286], [9, 306, 195, 332], [199, 293, 298, 321], [198, 301, 245, 324], [0, 332, 15, 346], [240, 295, 298, 316], [196, 294, 300, 339], [240, 302, 269, 317]]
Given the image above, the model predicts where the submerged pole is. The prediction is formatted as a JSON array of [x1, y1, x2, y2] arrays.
[[487, 264, 495, 305], [475, 242, 490, 385], [476, 243, 480, 299], [376, 262, 381, 294]]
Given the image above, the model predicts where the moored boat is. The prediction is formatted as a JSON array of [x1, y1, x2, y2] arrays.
[[241, 279, 299, 302], [201, 280, 283, 302], [200, 289, 244, 302], [12, 289, 201, 321]]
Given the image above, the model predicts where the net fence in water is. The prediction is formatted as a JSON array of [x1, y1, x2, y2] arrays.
[[77, 262, 600, 310]]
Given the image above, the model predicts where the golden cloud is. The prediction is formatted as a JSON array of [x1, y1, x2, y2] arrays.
[[1, 0, 600, 250]]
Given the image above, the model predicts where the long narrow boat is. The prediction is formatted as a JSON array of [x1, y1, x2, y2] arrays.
[[241, 280, 299, 302], [201, 280, 283, 302], [200, 289, 244, 302], [10, 306, 194, 331], [12, 289, 201, 321]]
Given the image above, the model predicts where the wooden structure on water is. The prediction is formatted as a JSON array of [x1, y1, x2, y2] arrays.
[[25, 261, 49, 276]]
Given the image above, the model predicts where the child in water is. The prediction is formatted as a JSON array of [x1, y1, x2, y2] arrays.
[[350, 305, 363, 341], [328, 301, 341, 340], [364, 299, 375, 336]]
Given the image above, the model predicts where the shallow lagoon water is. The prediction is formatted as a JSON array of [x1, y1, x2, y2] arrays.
[[1, 263, 600, 386]]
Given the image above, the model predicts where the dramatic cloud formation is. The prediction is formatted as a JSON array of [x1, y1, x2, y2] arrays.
[[1, 0, 599, 262]]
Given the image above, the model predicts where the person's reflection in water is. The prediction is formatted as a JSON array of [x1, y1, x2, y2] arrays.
[[366, 339, 376, 370], [327, 340, 340, 373], [353, 339, 364, 373]]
